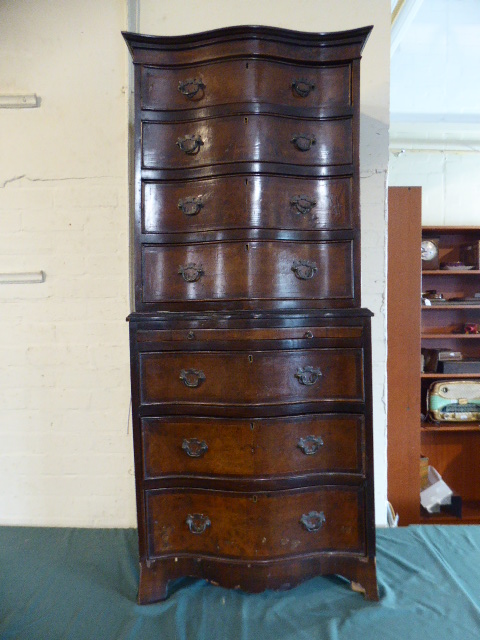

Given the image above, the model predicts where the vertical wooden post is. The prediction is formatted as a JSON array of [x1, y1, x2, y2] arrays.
[[387, 187, 422, 525]]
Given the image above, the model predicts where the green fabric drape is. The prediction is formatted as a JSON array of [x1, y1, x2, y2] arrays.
[[1, 526, 479, 640]]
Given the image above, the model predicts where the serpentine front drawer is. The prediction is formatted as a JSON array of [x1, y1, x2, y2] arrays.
[[142, 414, 365, 480], [142, 175, 354, 235], [139, 347, 365, 408], [142, 115, 352, 170], [142, 240, 354, 306], [141, 59, 352, 111], [146, 485, 366, 559]]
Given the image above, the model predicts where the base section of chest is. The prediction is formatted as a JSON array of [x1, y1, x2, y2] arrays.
[[128, 310, 377, 602], [137, 550, 378, 604], [136, 482, 377, 603]]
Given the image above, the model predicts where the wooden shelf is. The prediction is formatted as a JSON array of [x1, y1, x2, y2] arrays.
[[420, 500, 480, 524], [422, 333, 480, 339], [423, 226, 480, 233], [422, 270, 480, 275], [422, 422, 480, 432], [421, 372, 480, 378], [422, 305, 480, 310]]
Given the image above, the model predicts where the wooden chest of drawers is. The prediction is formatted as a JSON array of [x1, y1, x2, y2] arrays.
[[124, 24, 378, 603]]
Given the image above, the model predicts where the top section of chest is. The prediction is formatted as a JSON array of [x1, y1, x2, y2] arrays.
[[124, 25, 372, 312], [124, 25, 371, 115]]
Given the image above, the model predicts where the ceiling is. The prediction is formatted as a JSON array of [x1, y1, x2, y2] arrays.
[[390, 0, 480, 149]]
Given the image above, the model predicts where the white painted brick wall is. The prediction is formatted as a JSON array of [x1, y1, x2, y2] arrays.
[[0, 1, 136, 527], [0, 177, 135, 527]]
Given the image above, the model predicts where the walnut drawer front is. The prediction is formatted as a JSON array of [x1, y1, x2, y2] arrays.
[[142, 116, 352, 170], [139, 348, 364, 407], [141, 60, 351, 111], [142, 240, 353, 304], [143, 175, 354, 235], [142, 414, 365, 479], [136, 324, 364, 345], [146, 486, 365, 559]]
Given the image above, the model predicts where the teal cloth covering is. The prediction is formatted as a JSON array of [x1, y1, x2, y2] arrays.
[[1, 525, 479, 639]]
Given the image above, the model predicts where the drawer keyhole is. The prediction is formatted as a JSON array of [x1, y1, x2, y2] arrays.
[[248, 355, 253, 363]]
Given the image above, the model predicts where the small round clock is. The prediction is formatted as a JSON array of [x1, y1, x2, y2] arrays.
[[421, 238, 439, 270]]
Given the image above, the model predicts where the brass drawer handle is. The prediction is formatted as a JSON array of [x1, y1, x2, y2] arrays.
[[179, 369, 206, 388], [290, 195, 316, 216], [291, 134, 316, 152], [295, 366, 322, 386], [178, 78, 206, 99], [182, 438, 208, 458], [292, 260, 317, 280], [300, 511, 326, 532], [178, 196, 205, 216], [186, 513, 211, 534], [297, 435, 324, 455], [292, 78, 315, 97], [176, 134, 204, 155], [178, 263, 204, 283]]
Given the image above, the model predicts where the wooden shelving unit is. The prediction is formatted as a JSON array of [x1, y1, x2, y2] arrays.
[[420, 226, 480, 524], [387, 191, 480, 525]]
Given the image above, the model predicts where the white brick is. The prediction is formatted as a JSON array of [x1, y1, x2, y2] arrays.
[[58, 409, 118, 432], [24, 344, 92, 367], [0, 388, 30, 410], [0, 186, 54, 210], [0, 232, 54, 255], [0, 454, 46, 476], [52, 275, 127, 300], [87, 298, 130, 318], [44, 253, 86, 276], [47, 230, 95, 255], [54, 185, 119, 209], [91, 344, 129, 367], [0, 365, 57, 389], [30, 300, 91, 322], [0, 322, 56, 346], [86, 253, 128, 275], [52, 366, 120, 390], [0, 209, 22, 232], [90, 385, 130, 410], [29, 386, 92, 411], [0, 409, 49, 432], [55, 320, 128, 346], [21, 209, 85, 232], [0, 286, 51, 303]]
